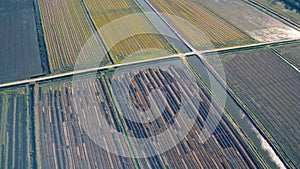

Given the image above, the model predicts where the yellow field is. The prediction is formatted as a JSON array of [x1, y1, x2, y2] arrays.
[[84, 0, 178, 63], [39, 0, 109, 73], [86, 0, 137, 11], [148, 0, 254, 49]]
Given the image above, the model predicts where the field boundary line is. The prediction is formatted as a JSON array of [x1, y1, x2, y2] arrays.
[[80, 0, 114, 64], [269, 48, 300, 73], [0, 39, 299, 89]]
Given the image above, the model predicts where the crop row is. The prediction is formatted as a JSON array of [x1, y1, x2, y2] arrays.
[[206, 48, 300, 168], [35, 80, 137, 168], [147, 0, 253, 49], [107, 65, 257, 168], [0, 88, 30, 169], [39, 0, 179, 72], [39, 0, 110, 73], [84, 0, 178, 63], [34, 62, 258, 168]]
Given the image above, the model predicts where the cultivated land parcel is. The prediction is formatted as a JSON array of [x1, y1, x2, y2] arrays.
[[34, 59, 262, 168], [0, 0, 43, 83], [1, 0, 300, 168], [205, 46, 300, 168]]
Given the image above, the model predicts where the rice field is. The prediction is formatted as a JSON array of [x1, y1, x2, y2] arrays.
[[38, 0, 110, 73], [3, 0, 299, 168], [205, 48, 300, 168], [33, 59, 260, 168], [0, 87, 31, 169], [39, 0, 179, 72], [146, 0, 254, 49], [0, 0, 43, 83], [107, 62, 259, 168], [35, 80, 139, 168], [83, 0, 178, 63]]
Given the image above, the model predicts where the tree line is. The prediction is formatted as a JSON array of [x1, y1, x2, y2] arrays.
[[277, 0, 300, 13]]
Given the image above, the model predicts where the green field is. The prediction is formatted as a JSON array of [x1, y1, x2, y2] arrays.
[[0, 87, 31, 169]]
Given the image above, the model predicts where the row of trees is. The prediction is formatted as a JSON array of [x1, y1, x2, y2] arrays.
[[277, 0, 300, 13]]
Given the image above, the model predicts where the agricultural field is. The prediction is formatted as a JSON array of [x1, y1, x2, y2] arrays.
[[35, 80, 139, 168], [146, 0, 254, 49], [35, 79, 155, 168], [38, 0, 111, 73], [197, 0, 300, 42], [253, 0, 300, 25], [0, 87, 31, 169], [0, 0, 43, 83], [83, 0, 178, 63], [272, 42, 300, 69], [34, 59, 260, 168], [2, 0, 300, 168], [106, 62, 259, 168], [204, 48, 300, 168]]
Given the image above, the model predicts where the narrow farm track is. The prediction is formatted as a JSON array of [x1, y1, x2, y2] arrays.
[[141, 0, 196, 51], [33, 0, 50, 74], [79, 0, 114, 64], [0, 39, 298, 89]]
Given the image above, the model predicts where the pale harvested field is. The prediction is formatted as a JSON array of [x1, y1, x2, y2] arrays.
[[198, 0, 300, 42]]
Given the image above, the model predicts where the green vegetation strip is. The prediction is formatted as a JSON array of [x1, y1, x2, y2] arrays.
[[101, 73, 141, 169]]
